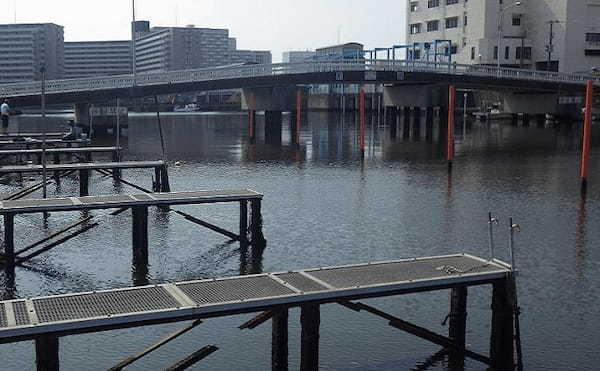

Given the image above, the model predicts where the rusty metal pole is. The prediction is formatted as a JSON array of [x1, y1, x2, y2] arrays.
[[581, 80, 594, 187], [447, 85, 456, 168]]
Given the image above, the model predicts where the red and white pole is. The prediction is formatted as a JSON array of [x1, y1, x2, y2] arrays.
[[359, 89, 366, 155], [581, 80, 594, 186], [447, 85, 456, 167]]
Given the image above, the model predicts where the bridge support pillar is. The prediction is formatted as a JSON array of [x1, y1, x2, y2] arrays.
[[272, 307, 289, 371], [249, 110, 256, 141], [535, 114, 546, 128], [490, 278, 515, 371], [412, 107, 422, 141], [79, 169, 90, 197], [389, 107, 398, 139], [36, 335, 60, 371], [402, 107, 411, 139], [300, 304, 320, 371], [522, 113, 530, 127], [265, 111, 282, 145], [439, 107, 448, 143], [448, 286, 468, 368], [425, 107, 434, 142], [511, 114, 519, 127], [74, 103, 90, 127]]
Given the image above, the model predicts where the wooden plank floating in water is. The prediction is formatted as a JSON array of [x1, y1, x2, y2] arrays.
[[0, 254, 515, 370]]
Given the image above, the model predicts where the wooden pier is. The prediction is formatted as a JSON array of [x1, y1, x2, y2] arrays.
[[0, 146, 121, 164], [0, 254, 516, 370], [0, 189, 265, 276], [0, 160, 169, 196], [0, 138, 89, 149]]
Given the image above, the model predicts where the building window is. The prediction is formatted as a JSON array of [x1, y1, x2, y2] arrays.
[[471, 46, 476, 60], [410, 1, 419, 12], [586, 33, 600, 43], [446, 0, 459, 4], [505, 46, 510, 59], [464, 15, 468, 26], [428, 0, 440, 8], [512, 15, 522, 26], [446, 17, 459, 29], [427, 20, 440, 32], [493, 46, 498, 60], [516, 47, 531, 60], [450, 45, 458, 54], [410, 23, 422, 34]]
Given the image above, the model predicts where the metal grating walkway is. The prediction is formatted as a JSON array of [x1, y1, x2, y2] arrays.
[[0, 254, 511, 343]]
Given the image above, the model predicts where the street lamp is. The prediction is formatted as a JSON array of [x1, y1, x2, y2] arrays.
[[497, 1, 522, 69]]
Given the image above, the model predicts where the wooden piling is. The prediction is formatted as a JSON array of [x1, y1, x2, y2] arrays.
[[79, 169, 89, 197], [3, 214, 15, 273], [240, 200, 248, 244], [272, 308, 289, 371], [250, 199, 266, 247], [359, 89, 366, 156], [300, 304, 320, 371], [112, 148, 122, 179], [132, 206, 149, 264], [490, 279, 515, 371], [447, 86, 456, 166], [581, 80, 594, 187], [35, 335, 59, 371], [448, 286, 468, 368]]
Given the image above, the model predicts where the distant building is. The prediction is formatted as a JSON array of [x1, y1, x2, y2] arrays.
[[406, 0, 600, 73], [230, 50, 272, 64], [282, 51, 316, 63], [65, 41, 132, 79], [315, 43, 364, 61], [0, 23, 64, 82]]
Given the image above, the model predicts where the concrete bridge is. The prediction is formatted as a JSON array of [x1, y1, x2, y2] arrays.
[[1, 60, 597, 116]]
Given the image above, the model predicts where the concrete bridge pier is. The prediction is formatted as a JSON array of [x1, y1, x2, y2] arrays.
[[412, 108, 422, 141], [439, 107, 448, 144], [389, 106, 398, 139], [265, 111, 283, 145], [74, 103, 90, 128], [402, 107, 411, 139], [425, 107, 435, 142], [536, 114, 546, 128]]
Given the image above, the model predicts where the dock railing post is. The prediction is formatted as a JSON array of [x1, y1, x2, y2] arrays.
[[488, 213, 499, 261], [300, 304, 320, 371], [272, 307, 289, 371], [448, 286, 468, 368], [35, 335, 60, 371]]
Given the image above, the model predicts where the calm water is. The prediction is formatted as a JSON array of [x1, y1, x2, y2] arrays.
[[1, 111, 599, 370]]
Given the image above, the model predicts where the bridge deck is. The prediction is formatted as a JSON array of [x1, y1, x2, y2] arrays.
[[0, 146, 120, 156], [0, 254, 509, 343], [0, 160, 164, 174], [0, 189, 262, 214]]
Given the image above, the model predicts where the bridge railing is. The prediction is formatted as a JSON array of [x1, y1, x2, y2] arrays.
[[1, 60, 600, 98]]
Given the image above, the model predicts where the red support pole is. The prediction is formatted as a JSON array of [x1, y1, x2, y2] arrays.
[[359, 89, 366, 155], [249, 110, 255, 140], [296, 90, 302, 144], [581, 80, 594, 185], [448, 85, 456, 165]]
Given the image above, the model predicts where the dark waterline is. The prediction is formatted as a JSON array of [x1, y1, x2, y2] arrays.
[[1, 112, 599, 370]]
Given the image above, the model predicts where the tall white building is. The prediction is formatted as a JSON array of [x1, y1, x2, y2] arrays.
[[65, 41, 132, 79], [406, 0, 600, 73]]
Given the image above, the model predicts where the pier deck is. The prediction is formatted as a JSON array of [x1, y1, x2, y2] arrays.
[[0, 160, 165, 175], [0, 146, 120, 157], [0, 254, 509, 342]]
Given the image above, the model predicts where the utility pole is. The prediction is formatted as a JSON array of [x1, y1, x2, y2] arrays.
[[546, 20, 560, 72]]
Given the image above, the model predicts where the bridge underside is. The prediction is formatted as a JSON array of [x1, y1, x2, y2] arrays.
[[7, 71, 586, 107]]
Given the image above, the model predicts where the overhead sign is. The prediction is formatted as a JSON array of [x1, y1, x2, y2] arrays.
[[90, 106, 128, 117]]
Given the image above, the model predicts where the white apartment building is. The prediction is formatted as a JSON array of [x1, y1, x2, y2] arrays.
[[406, 0, 600, 73]]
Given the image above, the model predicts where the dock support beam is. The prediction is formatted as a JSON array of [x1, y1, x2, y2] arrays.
[[79, 169, 90, 197], [36, 335, 60, 371], [300, 304, 320, 371], [250, 199, 266, 247], [3, 214, 15, 274], [272, 308, 289, 371], [448, 286, 468, 368], [490, 279, 515, 370], [132, 206, 149, 270], [240, 200, 248, 244]]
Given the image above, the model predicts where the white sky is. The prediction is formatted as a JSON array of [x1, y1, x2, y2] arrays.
[[2, 0, 407, 62]]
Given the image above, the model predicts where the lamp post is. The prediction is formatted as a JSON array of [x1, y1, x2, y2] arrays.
[[132, 0, 137, 86], [497, 1, 522, 69]]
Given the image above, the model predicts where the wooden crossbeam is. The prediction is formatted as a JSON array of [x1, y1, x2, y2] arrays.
[[164, 345, 219, 371], [238, 311, 273, 330], [173, 210, 241, 241], [109, 319, 203, 371], [339, 301, 491, 365]]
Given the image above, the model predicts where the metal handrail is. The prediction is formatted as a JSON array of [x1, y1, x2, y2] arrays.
[[1, 60, 599, 98]]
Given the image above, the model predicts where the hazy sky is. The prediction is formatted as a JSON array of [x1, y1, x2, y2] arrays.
[[1, 0, 407, 62]]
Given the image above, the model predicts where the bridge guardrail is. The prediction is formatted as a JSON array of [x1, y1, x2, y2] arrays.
[[1, 60, 599, 98]]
